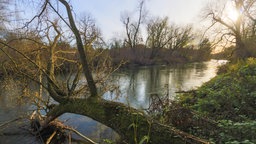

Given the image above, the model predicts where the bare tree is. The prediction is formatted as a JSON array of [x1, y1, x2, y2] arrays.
[[173, 25, 194, 50], [79, 14, 102, 48], [121, 0, 146, 50], [0, 0, 16, 38], [242, 0, 256, 38], [78, 13, 106, 68], [145, 16, 195, 59], [0, 0, 7, 30], [203, 0, 256, 59], [146, 17, 170, 49], [146, 16, 172, 58]]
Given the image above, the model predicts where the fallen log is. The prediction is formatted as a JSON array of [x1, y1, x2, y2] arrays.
[[42, 98, 210, 144]]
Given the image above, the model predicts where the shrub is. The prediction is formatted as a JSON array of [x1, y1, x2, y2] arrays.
[[178, 58, 256, 143]]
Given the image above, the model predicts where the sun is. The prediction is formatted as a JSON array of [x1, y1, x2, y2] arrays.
[[227, 7, 239, 21], [226, 1, 240, 22]]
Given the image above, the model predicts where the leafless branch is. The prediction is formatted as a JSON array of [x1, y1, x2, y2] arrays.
[[23, 0, 48, 28]]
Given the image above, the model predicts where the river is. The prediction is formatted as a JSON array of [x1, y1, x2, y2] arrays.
[[0, 59, 227, 143]]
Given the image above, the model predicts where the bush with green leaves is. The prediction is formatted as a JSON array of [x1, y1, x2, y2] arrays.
[[178, 58, 256, 143], [181, 58, 256, 120]]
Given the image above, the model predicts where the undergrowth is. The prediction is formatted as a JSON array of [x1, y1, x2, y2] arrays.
[[181, 58, 256, 120], [165, 58, 256, 143]]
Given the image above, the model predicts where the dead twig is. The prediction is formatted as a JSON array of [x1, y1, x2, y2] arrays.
[[63, 126, 98, 144], [46, 130, 57, 144], [0, 117, 23, 128]]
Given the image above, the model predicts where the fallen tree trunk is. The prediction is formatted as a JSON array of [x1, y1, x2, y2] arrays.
[[41, 1, 209, 143], [43, 98, 209, 144]]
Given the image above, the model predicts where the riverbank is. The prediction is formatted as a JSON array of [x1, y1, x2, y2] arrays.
[[176, 58, 256, 143]]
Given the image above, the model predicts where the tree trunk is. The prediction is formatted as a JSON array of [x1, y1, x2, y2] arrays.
[[234, 35, 248, 59], [44, 98, 209, 144], [233, 0, 248, 59], [59, 0, 98, 98]]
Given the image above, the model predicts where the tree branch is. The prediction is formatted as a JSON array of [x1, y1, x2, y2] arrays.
[[58, 0, 98, 98]]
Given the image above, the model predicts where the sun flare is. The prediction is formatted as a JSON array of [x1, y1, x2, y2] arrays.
[[226, 1, 239, 21]]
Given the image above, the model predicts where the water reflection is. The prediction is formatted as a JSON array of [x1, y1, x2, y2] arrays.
[[104, 60, 227, 109], [59, 113, 119, 143], [0, 78, 30, 122]]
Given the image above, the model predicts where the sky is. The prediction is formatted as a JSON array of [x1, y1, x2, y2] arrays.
[[70, 0, 208, 41]]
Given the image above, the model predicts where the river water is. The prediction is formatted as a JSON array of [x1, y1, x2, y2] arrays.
[[104, 60, 227, 109], [0, 59, 227, 143]]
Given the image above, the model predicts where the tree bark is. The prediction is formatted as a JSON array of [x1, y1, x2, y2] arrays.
[[59, 0, 98, 98], [45, 98, 209, 144], [234, 34, 248, 59]]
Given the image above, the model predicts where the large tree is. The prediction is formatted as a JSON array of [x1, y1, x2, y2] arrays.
[[204, 0, 256, 59], [146, 17, 194, 59], [146, 16, 172, 58]]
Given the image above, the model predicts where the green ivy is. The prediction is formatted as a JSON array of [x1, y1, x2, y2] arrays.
[[178, 58, 256, 143]]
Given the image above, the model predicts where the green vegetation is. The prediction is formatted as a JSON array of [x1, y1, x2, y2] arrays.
[[2, 0, 256, 143], [177, 58, 256, 143]]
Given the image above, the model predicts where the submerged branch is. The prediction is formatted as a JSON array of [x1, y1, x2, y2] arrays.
[[0, 117, 23, 128]]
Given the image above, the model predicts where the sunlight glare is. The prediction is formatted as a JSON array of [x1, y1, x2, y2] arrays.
[[226, 1, 239, 22]]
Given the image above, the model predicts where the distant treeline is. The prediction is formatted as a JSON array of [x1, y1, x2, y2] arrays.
[[108, 43, 211, 67]]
